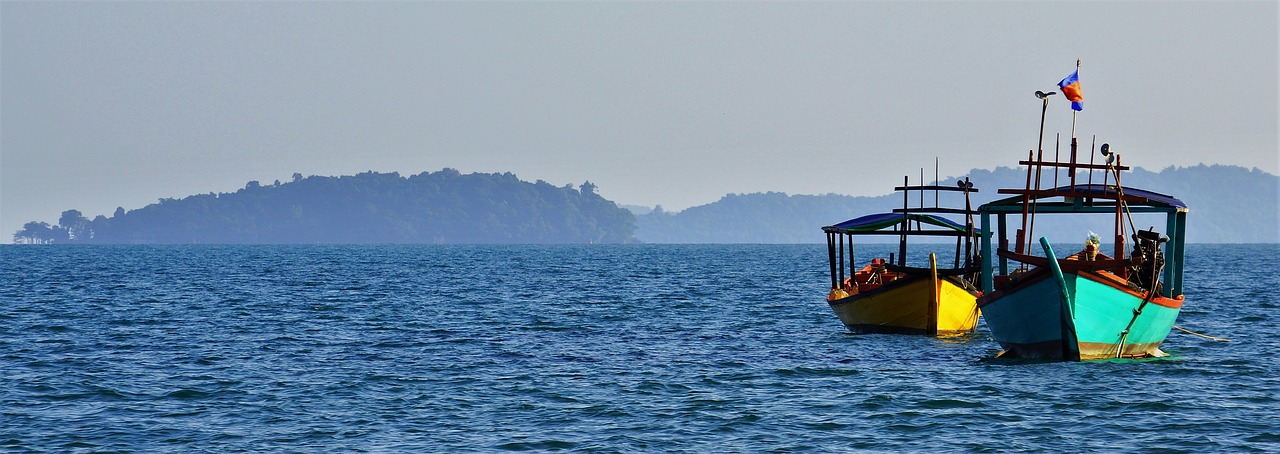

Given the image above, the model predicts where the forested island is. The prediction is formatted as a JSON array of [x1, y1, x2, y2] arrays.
[[13, 170, 636, 244]]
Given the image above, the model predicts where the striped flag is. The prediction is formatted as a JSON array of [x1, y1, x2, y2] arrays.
[[1058, 69, 1083, 111]]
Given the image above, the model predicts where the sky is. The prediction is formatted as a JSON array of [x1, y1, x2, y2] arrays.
[[2, 1, 1277, 238]]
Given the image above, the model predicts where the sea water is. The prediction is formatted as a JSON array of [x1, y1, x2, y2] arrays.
[[2, 244, 1277, 451]]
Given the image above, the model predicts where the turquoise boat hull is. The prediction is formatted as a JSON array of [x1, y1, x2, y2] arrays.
[[978, 267, 1184, 360]]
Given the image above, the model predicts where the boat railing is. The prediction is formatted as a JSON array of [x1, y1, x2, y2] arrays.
[[823, 170, 982, 292], [977, 141, 1188, 298]]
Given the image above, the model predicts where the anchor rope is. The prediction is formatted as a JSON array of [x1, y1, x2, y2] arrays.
[[1173, 325, 1230, 342]]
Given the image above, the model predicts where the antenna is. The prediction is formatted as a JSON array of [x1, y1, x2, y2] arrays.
[[1088, 135, 1096, 187], [919, 168, 924, 211], [1054, 133, 1061, 188]]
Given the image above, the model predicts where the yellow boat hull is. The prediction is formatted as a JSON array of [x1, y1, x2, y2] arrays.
[[827, 275, 980, 335]]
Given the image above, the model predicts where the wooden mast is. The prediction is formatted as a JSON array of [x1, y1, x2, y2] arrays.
[[899, 175, 909, 267], [1069, 59, 1081, 190]]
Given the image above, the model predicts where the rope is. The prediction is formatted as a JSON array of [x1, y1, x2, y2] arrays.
[[1107, 164, 1138, 236], [1173, 325, 1230, 342], [1115, 259, 1165, 358]]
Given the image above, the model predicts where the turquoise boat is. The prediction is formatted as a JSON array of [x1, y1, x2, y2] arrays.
[[976, 145, 1189, 361]]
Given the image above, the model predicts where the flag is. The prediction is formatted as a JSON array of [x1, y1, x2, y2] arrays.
[[1058, 69, 1083, 111]]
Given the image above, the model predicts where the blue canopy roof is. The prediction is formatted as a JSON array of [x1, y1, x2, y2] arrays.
[[824, 212, 976, 234], [984, 184, 1187, 209]]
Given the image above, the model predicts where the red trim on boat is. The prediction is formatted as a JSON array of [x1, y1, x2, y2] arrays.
[[979, 266, 1182, 309]]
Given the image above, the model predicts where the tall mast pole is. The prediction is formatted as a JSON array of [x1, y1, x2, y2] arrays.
[[1054, 133, 1061, 188], [1069, 59, 1081, 190], [1070, 59, 1080, 143], [900, 175, 909, 267], [1028, 89, 1055, 255]]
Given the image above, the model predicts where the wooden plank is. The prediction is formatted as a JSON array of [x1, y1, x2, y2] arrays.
[[894, 185, 980, 193], [996, 248, 1130, 273], [1018, 160, 1129, 171], [892, 207, 978, 215]]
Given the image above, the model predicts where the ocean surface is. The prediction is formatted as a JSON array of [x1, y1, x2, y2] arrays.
[[2, 243, 1277, 452]]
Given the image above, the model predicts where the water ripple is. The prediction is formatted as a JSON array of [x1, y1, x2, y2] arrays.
[[0, 244, 1276, 451]]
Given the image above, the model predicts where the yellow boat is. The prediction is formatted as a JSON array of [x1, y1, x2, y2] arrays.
[[822, 176, 982, 335]]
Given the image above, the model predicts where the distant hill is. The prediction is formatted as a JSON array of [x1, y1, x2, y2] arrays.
[[14, 164, 1275, 245], [636, 164, 1278, 244], [13, 170, 636, 244]]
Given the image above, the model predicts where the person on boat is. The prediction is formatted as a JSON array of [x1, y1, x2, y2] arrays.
[[1084, 233, 1100, 261]]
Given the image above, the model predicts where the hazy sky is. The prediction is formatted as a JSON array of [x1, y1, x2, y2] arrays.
[[3, 1, 1276, 237]]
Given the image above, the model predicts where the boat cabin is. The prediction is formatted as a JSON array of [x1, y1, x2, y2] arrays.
[[822, 175, 981, 299]]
